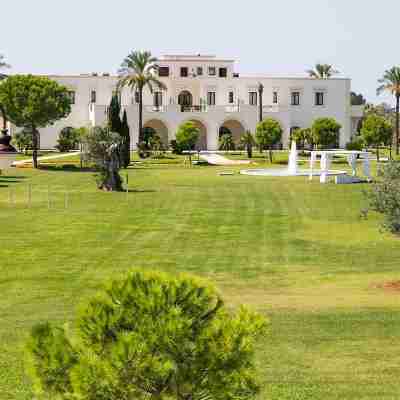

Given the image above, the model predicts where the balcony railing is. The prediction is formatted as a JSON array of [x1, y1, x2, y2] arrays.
[[180, 105, 207, 112], [225, 105, 240, 113]]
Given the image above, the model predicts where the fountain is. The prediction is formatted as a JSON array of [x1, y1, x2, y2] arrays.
[[240, 140, 347, 178], [287, 140, 298, 175]]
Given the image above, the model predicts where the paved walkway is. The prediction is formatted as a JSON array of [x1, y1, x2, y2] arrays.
[[199, 152, 251, 166], [13, 152, 80, 166]]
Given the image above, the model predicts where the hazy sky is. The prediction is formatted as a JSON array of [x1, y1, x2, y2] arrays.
[[2, 0, 399, 104]]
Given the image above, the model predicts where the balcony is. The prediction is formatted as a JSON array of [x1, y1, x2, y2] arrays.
[[144, 105, 166, 112], [180, 105, 208, 112]]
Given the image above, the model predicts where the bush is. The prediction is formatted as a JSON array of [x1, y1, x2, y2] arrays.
[[346, 136, 364, 151], [365, 160, 400, 234], [26, 270, 267, 400], [136, 141, 151, 158], [56, 127, 79, 152], [170, 139, 184, 155], [12, 129, 33, 154]]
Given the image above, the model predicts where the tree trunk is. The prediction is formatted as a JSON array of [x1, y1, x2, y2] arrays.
[[247, 144, 252, 158], [0, 106, 7, 132], [32, 126, 39, 169], [396, 94, 400, 155], [376, 146, 380, 162], [138, 87, 143, 143]]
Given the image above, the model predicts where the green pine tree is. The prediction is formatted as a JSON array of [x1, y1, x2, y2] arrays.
[[121, 110, 131, 168], [108, 94, 122, 133]]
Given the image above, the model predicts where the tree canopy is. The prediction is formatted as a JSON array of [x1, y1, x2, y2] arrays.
[[26, 270, 267, 400], [311, 117, 341, 148], [255, 118, 282, 162], [307, 64, 339, 79], [0, 75, 71, 167], [377, 66, 400, 155], [360, 114, 392, 161], [175, 121, 200, 163]]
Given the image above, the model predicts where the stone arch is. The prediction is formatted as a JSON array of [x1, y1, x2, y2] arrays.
[[180, 119, 208, 150], [218, 119, 247, 144], [143, 119, 169, 146]]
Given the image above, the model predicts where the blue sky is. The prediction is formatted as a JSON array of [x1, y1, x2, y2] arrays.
[[2, 0, 399, 104]]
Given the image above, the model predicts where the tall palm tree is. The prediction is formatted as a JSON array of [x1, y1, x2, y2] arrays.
[[118, 51, 166, 143], [377, 67, 400, 155], [0, 55, 11, 133], [307, 64, 339, 79]]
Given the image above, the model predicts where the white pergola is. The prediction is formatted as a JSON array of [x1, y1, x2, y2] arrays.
[[309, 150, 371, 183]]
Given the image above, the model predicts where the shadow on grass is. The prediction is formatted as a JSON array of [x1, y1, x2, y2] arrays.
[[38, 165, 95, 173], [127, 189, 156, 193]]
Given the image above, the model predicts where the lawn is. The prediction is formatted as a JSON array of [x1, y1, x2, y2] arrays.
[[0, 158, 399, 399]]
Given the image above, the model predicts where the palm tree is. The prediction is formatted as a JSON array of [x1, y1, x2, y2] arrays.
[[377, 67, 400, 155], [240, 130, 255, 158], [307, 64, 339, 79], [0, 55, 10, 133], [118, 51, 166, 143]]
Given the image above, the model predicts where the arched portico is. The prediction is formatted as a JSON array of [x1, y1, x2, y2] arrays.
[[143, 119, 169, 146], [182, 119, 207, 150], [219, 119, 247, 144]]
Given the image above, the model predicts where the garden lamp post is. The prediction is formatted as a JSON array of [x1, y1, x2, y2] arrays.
[[258, 83, 264, 123]]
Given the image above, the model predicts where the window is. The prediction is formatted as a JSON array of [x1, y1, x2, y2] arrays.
[[207, 91, 216, 106], [228, 91, 234, 104], [315, 91, 324, 106], [291, 91, 300, 106], [219, 67, 227, 78], [135, 91, 140, 103], [180, 67, 188, 77], [249, 92, 257, 106], [67, 91, 75, 105], [154, 91, 163, 107], [197, 66, 203, 76], [208, 66, 216, 76], [158, 66, 170, 77], [90, 90, 96, 103], [273, 91, 278, 104]]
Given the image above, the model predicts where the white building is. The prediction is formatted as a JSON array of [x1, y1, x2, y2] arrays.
[[19, 55, 364, 150]]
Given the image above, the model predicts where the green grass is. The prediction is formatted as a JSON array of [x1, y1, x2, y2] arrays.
[[0, 158, 399, 399]]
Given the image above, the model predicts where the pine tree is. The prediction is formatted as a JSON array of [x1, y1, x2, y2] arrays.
[[120, 110, 131, 168], [108, 94, 122, 133]]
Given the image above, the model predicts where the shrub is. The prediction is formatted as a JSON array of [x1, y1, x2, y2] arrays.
[[170, 139, 184, 155], [56, 127, 80, 152], [365, 160, 400, 234], [83, 126, 124, 191], [26, 270, 267, 400], [346, 136, 364, 151], [12, 128, 33, 154]]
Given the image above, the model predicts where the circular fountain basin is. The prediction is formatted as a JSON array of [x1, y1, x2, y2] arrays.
[[0, 152, 18, 169], [240, 168, 347, 177]]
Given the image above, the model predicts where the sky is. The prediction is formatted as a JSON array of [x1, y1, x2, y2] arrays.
[[2, 0, 400, 104]]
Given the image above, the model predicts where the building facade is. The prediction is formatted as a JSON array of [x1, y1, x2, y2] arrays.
[[15, 55, 364, 150]]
